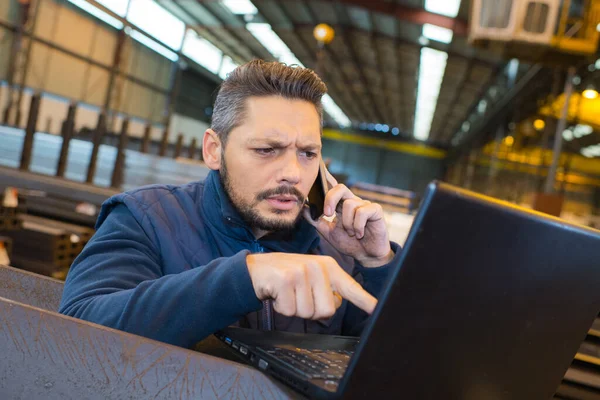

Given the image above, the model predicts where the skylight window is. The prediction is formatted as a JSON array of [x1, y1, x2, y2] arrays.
[[96, 0, 129, 17], [182, 30, 223, 75], [129, 30, 178, 62], [128, 0, 185, 50], [221, 0, 258, 15], [424, 0, 462, 18], [413, 48, 448, 141], [219, 55, 239, 79], [413, 1, 461, 141], [246, 23, 302, 66], [422, 23, 454, 44], [67, 0, 123, 29], [322, 94, 351, 128]]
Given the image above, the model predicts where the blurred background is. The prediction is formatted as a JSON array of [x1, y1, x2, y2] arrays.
[[1, 2, 600, 262], [3, 0, 600, 270], [3, 0, 600, 396]]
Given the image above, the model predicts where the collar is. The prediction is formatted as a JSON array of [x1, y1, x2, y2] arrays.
[[201, 170, 320, 254]]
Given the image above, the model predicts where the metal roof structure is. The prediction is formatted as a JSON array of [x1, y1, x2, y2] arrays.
[[159, 0, 506, 148]]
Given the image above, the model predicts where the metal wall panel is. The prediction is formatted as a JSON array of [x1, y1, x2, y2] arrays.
[[378, 150, 443, 193], [120, 79, 165, 122], [0, 0, 19, 22], [124, 40, 172, 90], [0, 28, 12, 80], [28, 41, 86, 99], [322, 138, 444, 192], [35, 0, 115, 66]]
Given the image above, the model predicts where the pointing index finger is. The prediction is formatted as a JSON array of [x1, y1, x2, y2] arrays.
[[326, 260, 377, 314]]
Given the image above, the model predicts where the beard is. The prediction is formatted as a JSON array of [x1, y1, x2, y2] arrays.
[[220, 157, 305, 233]]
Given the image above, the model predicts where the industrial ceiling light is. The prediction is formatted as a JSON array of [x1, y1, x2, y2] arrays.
[[583, 86, 599, 99], [533, 119, 545, 131], [503, 136, 514, 146], [313, 23, 335, 45]]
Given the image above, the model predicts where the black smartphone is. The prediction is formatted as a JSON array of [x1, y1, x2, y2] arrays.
[[306, 159, 329, 221]]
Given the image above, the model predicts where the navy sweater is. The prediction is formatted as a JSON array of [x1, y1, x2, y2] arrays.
[[59, 170, 401, 348]]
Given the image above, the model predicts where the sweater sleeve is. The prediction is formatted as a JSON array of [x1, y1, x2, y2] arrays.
[[342, 241, 402, 336], [59, 204, 262, 348]]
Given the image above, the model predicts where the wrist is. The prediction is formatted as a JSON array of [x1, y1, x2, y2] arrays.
[[357, 249, 395, 268]]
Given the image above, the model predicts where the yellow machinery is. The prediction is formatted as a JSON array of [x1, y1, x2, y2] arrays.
[[469, 0, 600, 62]]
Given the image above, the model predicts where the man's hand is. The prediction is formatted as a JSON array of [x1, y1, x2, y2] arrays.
[[246, 253, 377, 319], [304, 170, 393, 268]]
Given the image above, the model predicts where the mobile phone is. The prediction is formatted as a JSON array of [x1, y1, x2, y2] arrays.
[[306, 159, 329, 221]]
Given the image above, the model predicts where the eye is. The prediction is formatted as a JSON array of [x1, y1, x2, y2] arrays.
[[255, 148, 275, 156], [301, 151, 318, 159]]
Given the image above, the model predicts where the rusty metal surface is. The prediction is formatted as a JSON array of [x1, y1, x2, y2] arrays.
[[0, 264, 63, 311], [0, 296, 302, 399]]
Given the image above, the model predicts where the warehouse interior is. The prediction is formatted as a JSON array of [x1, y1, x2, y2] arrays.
[[2, 0, 600, 398]]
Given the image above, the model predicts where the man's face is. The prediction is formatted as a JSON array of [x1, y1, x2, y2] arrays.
[[220, 96, 322, 236]]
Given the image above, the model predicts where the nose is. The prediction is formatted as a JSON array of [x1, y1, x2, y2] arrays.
[[277, 153, 302, 186]]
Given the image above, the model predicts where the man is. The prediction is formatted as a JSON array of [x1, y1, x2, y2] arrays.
[[59, 60, 402, 349]]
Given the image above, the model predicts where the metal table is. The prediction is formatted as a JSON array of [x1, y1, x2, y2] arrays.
[[0, 264, 302, 399]]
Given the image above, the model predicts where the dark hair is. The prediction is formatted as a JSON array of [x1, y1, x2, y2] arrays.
[[211, 59, 327, 144]]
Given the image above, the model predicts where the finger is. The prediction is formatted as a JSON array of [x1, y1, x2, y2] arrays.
[[295, 267, 315, 319], [326, 259, 377, 315], [307, 261, 336, 320], [342, 198, 363, 237], [353, 203, 382, 239], [272, 271, 297, 317], [324, 184, 357, 218], [333, 291, 343, 309], [302, 207, 334, 235], [324, 167, 338, 188]]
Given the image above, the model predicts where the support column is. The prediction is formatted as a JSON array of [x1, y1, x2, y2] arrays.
[[533, 67, 576, 216], [3, 0, 40, 126]]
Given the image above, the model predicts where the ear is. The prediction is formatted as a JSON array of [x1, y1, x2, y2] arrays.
[[202, 129, 222, 170]]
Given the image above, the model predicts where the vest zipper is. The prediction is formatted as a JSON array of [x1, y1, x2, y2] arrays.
[[255, 242, 274, 331]]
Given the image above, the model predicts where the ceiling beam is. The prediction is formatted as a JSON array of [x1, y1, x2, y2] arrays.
[[432, 61, 474, 143], [169, 2, 250, 64], [287, 0, 371, 122], [393, 16, 410, 135], [255, 0, 367, 122], [331, 2, 386, 123], [279, 0, 469, 36], [291, 23, 500, 68], [367, 12, 396, 127], [193, 0, 470, 35]]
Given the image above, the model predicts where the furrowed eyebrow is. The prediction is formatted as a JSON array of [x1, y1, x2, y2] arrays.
[[246, 139, 288, 148], [298, 144, 321, 152]]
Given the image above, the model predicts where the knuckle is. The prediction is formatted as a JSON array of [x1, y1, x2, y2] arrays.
[[280, 307, 295, 317], [322, 255, 336, 267], [322, 304, 336, 318], [282, 268, 302, 286]]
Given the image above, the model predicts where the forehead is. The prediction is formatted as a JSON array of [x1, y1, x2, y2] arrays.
[[230, 96, 321, 143]]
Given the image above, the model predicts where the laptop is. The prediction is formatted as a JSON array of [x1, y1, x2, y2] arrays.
[[215, 181, 600, 399]]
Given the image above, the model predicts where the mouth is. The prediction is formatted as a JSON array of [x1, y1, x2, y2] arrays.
[[265, 195, 300, 211]]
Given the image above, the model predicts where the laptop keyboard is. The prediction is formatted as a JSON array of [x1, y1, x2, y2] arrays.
[[257, 346, 353, 380]]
